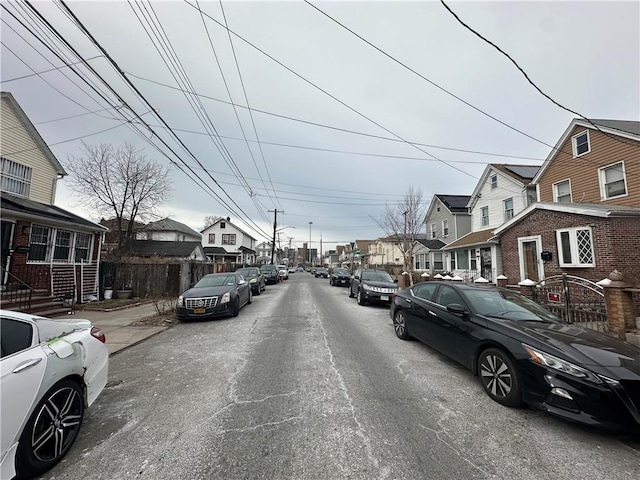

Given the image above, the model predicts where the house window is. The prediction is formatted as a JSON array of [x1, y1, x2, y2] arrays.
[[74, 233, 91, 262], [433, 252, 443, 270], [504, 198, 514, 221], [556, 227, 594, 267], [553, 179, 572, 203], [222, 234, 236, 245], [572, 131, 590, 156], [457, 250, 469, 270], [28, 225, 50, 262], [220, 222, 226, 229], [430, 223, 436, 239], [450, 252, 456, 270], [598, 162, 627, 199], [490, 174, 498, 189], [481, 206, 489, 227], [208, 233, 215, 243], [442, 220, 448, 236], [526, 186, 537, 206], [53, 230, 72, 262], [1, 157, 32, 197]]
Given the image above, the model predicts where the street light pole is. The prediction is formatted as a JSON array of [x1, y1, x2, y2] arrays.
[[308, 221, 313, 265]]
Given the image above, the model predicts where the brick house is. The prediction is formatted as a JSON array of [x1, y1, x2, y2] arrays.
[[494, 203, 640, 283], [1, 91, 107, 305], [495, 118, 640, 284]]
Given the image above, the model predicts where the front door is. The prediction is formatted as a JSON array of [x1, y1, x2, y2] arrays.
[[480, 247, 492, 282], [521, 240, 541, 282], [1, 221, 14, 286]]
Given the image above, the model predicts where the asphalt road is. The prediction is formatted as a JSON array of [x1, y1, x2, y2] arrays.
[[42, 274, 640, 479]]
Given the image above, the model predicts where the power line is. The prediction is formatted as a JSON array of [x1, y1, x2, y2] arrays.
[[0, 54, 102, 82], [439, 0, 640, 150], [55, 0, 273, 239]]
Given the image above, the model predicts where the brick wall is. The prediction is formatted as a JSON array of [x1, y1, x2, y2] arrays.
[[499, 210, 640, 285]]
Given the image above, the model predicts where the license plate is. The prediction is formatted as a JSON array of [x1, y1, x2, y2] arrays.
[[380, 295, 389, 301], [193, 308, 206, 314]]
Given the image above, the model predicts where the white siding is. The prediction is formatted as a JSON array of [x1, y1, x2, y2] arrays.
[[470, 170, 529, 231], [0, 97, 58, 204]]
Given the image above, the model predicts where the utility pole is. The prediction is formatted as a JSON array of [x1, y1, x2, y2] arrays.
[[269, 209, 278, 264], [320, 234, 323, 267], [288, 237, 294, 265]]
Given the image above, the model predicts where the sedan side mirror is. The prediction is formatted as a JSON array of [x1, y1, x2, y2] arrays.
[[238, 279, 247, 285], [447, 303, 469, 318]]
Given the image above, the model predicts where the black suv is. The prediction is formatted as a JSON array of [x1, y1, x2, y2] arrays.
[[314, 267, 328, 278], [349, 269, 398, 306], [260, 264, 279, 285], [330, 268, 351, 287]]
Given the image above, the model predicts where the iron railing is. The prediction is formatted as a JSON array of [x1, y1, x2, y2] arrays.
[[0, 265, 34, 313]]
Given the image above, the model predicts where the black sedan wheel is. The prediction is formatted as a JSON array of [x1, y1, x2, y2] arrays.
[[17, 380, 84, 477], [247, 289, 252, 304], [255, 286, 261, 296], [357, 289, 366, 305], [393, 310, 410, 340], [232, 297, 240, 317], [478, 348, 522, 408], [348, 287, 354, 298]]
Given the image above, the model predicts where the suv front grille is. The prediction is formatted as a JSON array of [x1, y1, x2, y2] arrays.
[[185, 297, 218, 309]]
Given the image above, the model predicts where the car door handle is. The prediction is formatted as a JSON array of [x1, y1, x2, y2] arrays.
[[405, 298, 412, 304], [13, 358, 43, 373], [428, 311, 437, 317]]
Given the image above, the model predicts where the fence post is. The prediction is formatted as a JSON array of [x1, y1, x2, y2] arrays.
[[562, 273, 572, 323], [602, 270, 635, 340]]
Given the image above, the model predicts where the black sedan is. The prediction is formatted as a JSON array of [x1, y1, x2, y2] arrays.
[[329, 268, 351, 287], [236, 267, 266, 295], [176, 273, 251, 321], [390, 281, 640, 431], [259, 264, 279, 285], [314, 267, 328, 278], [349, 269, 398, 306]]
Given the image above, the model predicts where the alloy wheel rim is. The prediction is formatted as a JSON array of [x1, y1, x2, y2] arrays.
[[480, 355, 512, 398], [31, 387, 82, 462], [394, 312, 405, 335]]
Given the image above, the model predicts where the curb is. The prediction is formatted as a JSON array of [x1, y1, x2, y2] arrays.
[[108, 326, 170, 357]]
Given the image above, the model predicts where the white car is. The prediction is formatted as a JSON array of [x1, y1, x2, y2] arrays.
[[1, 310, 109, 479], [277, 265, 289, 280]]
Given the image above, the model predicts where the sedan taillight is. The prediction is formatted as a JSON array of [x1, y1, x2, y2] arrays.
[[91, 326, 106, 343]]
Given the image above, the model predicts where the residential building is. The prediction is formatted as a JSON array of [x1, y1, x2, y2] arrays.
[[136, 217, 200, 242], [424, 194, 471, 243], [1, 91, 107, 305], [533, 119, 639, 207], [443, 164, 539, 281], [201, 216, 257, 266]]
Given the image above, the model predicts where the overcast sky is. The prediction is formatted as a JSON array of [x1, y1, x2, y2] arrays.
[[2, 1, 638, 253]]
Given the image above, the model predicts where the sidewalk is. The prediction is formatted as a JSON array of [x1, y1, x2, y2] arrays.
[[63, 303, 171, 355]]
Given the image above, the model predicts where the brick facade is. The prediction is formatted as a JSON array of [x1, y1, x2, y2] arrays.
[[499, 209, 640, 285]]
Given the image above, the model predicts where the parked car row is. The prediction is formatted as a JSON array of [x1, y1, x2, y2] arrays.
[[385, 280, 640, 432]]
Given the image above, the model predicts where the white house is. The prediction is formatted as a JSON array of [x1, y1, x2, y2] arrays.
[[201, 216, 257, 266], [136, 217, 201, 242], [443, 164, 539, 282]]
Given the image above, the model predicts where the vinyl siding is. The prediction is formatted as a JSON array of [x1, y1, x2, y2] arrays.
[[470, 169, 529, 231], [0, 97, 58, 204], [537, 126, 640, 206]]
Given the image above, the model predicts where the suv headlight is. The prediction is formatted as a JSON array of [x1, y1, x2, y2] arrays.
[[249, 278, 257, 284], [221, 292, 231, 304], [523, 344, 602, 384], [362, 283, 372, 291], [177, 295, 184, 307]]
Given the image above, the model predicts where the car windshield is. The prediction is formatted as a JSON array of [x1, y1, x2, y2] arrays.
[[194, 275, 237, 287], [260, 265, 276, 272], [462, 289, 562, 322], [333, 269, 349, 275], [361, 271, 394, 282], [236, 268, 257, 277], [317, 268, 327, 272]]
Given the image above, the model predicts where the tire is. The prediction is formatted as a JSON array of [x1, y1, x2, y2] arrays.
[[255, 286, 261, 296], [16, 379, 84, 478], [393, 309, 410, 340], [348, 286, 354, 298], [232, 298, 240, 317], [357, 289, 366, 305], [478, 348, 523, 408], [247, 289, 252, 305], [330, 279, 333, 286]]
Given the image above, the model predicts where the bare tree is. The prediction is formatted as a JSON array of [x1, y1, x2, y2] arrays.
[[202, 215, 220, 231], [374, 185, 428, 285], [66, 142, 172, 247]]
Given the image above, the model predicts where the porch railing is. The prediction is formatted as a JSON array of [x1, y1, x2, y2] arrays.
[[0, 265, 34, 313]]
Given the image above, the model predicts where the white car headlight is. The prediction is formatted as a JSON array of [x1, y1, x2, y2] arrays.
[[362, 283, 372, 291], [523, 344, 602, 384], [177, 295, 184, 307], [221, 292, 231, 304], [249, 278, 257, 284]]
